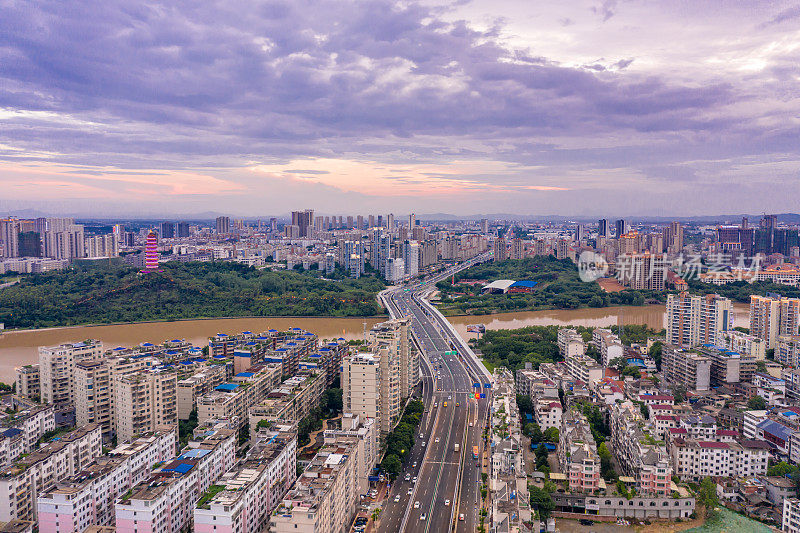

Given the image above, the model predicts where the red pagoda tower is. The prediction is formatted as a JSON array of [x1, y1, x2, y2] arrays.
[[141, 231, 162, 273]]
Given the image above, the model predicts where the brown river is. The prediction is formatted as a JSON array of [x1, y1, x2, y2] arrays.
[[0, 303, 750, 383]]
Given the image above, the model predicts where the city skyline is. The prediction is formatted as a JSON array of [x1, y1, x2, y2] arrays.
[[1, 1, 798, 216]]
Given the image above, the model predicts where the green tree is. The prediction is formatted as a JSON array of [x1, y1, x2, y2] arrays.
[[598, 442, 616, 480], [748, 395, 767, 410], [755, 361, 767, 373], [381, 454, 402, 479], [535, 443, 549, 469], [621, 365, 641, 378], [530, 486, 555, 520], [609, 356, 628, 372], [767, 461, 797, 477], [542, 427, 559, 444], [516, 394, 534, 414], [648, 341, 663, 370], [697, 477, 718, 516], [529, 423, 543, 445]]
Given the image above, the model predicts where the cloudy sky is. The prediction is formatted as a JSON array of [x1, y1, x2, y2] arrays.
[[1, 0, 798, 217]]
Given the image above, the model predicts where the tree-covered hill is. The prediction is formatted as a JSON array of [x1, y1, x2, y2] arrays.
[[0, 261, 385, 329]]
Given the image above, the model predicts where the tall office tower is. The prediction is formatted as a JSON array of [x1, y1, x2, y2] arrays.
[[750, 295, 800, 349], [175, 222, 190, 238], [379, 234, 392, 276], [480, 218, 489, 234], [511, 238, 525, 260], [386, 214, 394, 233], [377, 215, 383, 228], [404, 241, 419, 278], [598, 219, 610, 238], [409, 213, 416, 230], [314, 216, 324, 233], [347, 216, 354, 229], [357, 215, 364, 231], [575, 224, 585, 242], [291, 210, 314, 237], [159, 222, 175, 239], [39, 340, 104, 412], [141, 231, 160, 272], [666, 292, 733, 347], [663, 221, 683, 253], [112, 223, 125, 242], [493, 237, 507, 261], [368, 214, 375, 228], [270, 217, 278, 232], [615, 219, 627, 238], [216, 216, 230, 234], [0, 218, 20, 258], [369, 229, 382, 270]]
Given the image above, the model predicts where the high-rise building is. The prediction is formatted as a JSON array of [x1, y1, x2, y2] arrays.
[[0, 218, 19, 258], [343, 353, 381, 432], [85, 234, 119, 258], [663, 221, 684, 253], [377, 215, 383, 228], [39, 340, 105, 412], [159, 222, 175, 239], [404, 241, 419, 278], [291, 210, 314, 237], [750, 295, 800, 349], [616, 252, 666, 290], [386, 213, 394, 233], [598, 219, 610, 238], [385, 257, 405, 283], [356, 215, 364, 230], [368, 214, 375, 228], [575, 224, 585, 242], [555, 238, 570, 260], [511, 238, 525, 260], [114, 369, 178, 443], [615, 219, 627, 238], [17, 231, 41, 257], [215, 216, 231, 234], [480, 218, 489, 234], [369, 318, 417, 402], [175, 221, 190, 238], [493, 237, 507, 261], [666, 292, 733, 347], [409, 213, 416, 230]]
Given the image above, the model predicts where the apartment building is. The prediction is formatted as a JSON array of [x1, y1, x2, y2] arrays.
[[557, 329, 586, 358], [722, 330, 767, 360], [610, 402, 672, 497], [176, 366, 226, 420], [342, 353, 383, 436], [369, 318, 418, 402], [592, 329, 624, 366], [515, 368, 558, 399], [535, 398, 563, 431], [784, 498, 800, 533], [36, 430, 175, 531], [195, 426, 297, 533], [564, 354, 603, 387], [14, 365, 40, 401], [197, 364, 282, 430], [248, 368, 327, 439], [114, 369, 177, 443], [750, 295, 800, 349], [665, 292, 732, 347], [39, 340, 104, 411], [0, 424, 102, 522], [270, 438, 361, 533], [616, 252, 667, 291], [313, 341, 349, 386], [670, 438, 769, 481], [558, 410, 601, 494], [322, 414, 379, 495], [693, 345, 756, 386], [662, 345, 712, 391], [115, 428, 237, 533], [778, 335, 800, 368], [0, 405, 55, 470]]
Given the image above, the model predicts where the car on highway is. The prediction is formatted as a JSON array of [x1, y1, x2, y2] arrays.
[[419, 433, 424, 439], [394, 495, 400, 503], [419, 513, 426, 521], [412, 476, 417, 483], [444, 499, 450, 506], [412, 461, 417, 467], [414, 501, 420, 509], [469, 422, 473, 427], [459, 514, 465, 521], [405, 473, 411, 481], [434, 437, 440, 443], [407, 488, 413, 495]]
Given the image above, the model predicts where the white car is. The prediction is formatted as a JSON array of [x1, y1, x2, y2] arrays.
[[407, 488, 413, 495], [414, 501, 420, 509], [405, 474, 411, 481], [412, 461, 417, 467], [469, 422, 473, 427], [412, 477, 417, 483], [420, 513, 426, 521], [445, 499, 451, 506], [419, 433, 424, 439], [394, 495, 400, 503], [434, 437, 440, 443]]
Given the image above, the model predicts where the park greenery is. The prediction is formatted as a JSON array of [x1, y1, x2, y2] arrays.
[[380, 399, 425, 479], [0, 260, 386, 328], [433, 256, 664, 315], [472, 324, 659, 372]]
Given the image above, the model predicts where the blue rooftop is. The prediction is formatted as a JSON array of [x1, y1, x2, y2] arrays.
[[163, 462, 194, 474], [215, 383, 239, 392], [141, 343, 154, 347], [757, 419, 791, 441], [178, 448, 212, 459], [510, 280, 537, 288], [236, 372, 255, 377], [2, 428, 22, 438]]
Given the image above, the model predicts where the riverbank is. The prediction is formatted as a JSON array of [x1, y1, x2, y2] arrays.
[[0, 315, 385, 383]]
